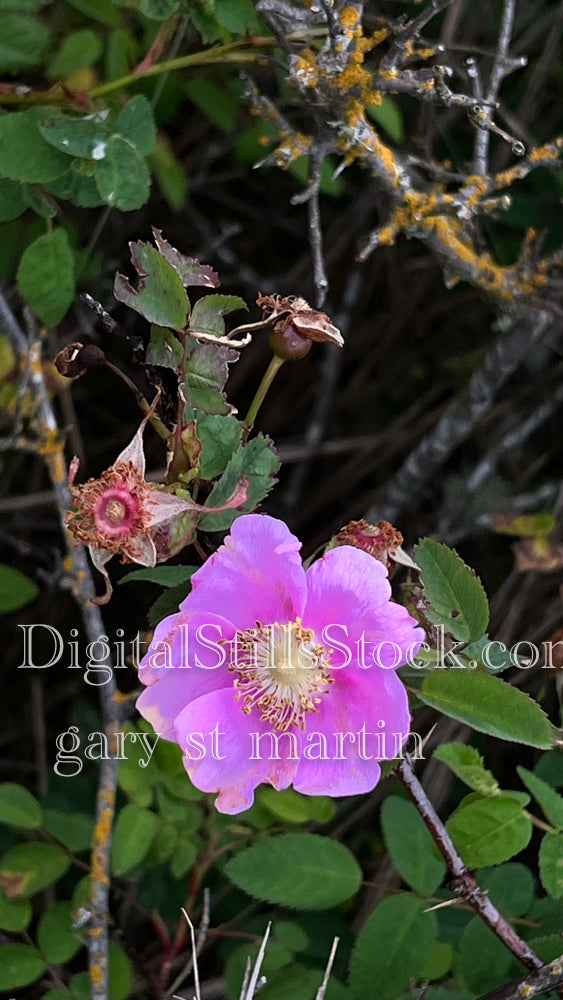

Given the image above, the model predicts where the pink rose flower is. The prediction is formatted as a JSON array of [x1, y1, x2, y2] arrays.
[[136, 514, 424, 814]]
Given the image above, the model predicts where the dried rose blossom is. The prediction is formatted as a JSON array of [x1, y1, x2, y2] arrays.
[[334, 519, 405, 575], [66, 417, 247, 604], [136, 514, 424, 814], [257, 293, 343, 359]]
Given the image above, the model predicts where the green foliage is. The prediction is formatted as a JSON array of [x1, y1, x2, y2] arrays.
[[0, 842, 71, 897], [517, 766, 563, 829], [419, 670, 553, 748], [0, 783, 42, 828], [349, 895, 437, 1000], [415, 539, 489, 642], [446, 794, 532, 867], [0, 564, 39, 613], [0, 943, 46, 990], [538, 833, 563, 898], [226, 833, 362, 910], [111, 802, 158, 875], [434, 743, 500, 796], [17, 228, 76, 326], [381, 795, 446, 894]]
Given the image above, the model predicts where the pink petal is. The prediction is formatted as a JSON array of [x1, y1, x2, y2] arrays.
[[293, 667, 410, 796], [184, 514, 307, 631], [304, 546, 423, 665], [116, 421, 147, 475], [174, 687, 299, 814]]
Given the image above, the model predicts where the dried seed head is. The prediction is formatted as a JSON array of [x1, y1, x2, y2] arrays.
[[55, 342, 106, 379]]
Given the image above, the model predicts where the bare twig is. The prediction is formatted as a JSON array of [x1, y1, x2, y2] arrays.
[[476, 954, 563, 1000], [396, 758, 544, 973], [473, 0, 519, 175]]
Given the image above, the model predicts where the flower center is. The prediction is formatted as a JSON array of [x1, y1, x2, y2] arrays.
[[228, 619, 333, 731], [94, 486, 141, 540]]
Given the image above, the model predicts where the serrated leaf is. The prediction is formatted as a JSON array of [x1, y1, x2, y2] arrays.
[[420, 670, 553, 748], [120, 564, 197, 586], [0, 782, 42, 828], [226, 833, 362, 910], [349, 894, 436, 1000], [415, 539, 489, 642], [146, 324, 183, 369], [199, 434, 279, 531], [190, 293, 247, 338], [0, 842, 70, 898], [38, 111, 110, 160], [46, 29, 102, 79], [0, 108, 71, 183], [17, 229, 75, 327], [381, 796, 446, 894], [462, 635, 513, 672], [539, 832, 563, 898], [0, 13, 50, 72], [182, 339, 238, 414], [152, 229, 219, 287], [517, 766, 563, 829], [95, 134, 151, 210], [197, 412, 242, 480], [446, 794, 532, 867], [0, 886, 32, 932], [117, 95, 156, 156], [114, 241, 189, 328], [0, 943, 46, 990], [434, 743, 499, 796], [111, 803, 157, 876], [37, 901, 82, 963]]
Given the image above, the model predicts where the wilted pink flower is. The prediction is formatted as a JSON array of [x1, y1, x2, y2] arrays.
[[66, 417, 247, 604], [136, 515, 424, 813]]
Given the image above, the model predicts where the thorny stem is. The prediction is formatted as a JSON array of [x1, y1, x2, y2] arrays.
[[0, 290, 119, 1000], [242, 354, 285, 441], [476, 954, 563, 1000], [396, 759, 545, 974]]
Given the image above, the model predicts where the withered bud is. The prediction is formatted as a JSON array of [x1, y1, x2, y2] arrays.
[[334, 519, 404, 576], [54, 342, 106, 379], [257, 293, 343, 361]]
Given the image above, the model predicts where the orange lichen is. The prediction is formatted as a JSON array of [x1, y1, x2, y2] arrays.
[[416, 47, 436, 61], [340, 6, 361, 28], [333, 63, 372, 92], [293, 49, 319, 87], [370, 29, 389, 46]]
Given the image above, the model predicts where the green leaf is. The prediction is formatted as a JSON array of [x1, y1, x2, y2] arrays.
[[147, 580, 192, 627], [420, 942, 453, 981], [462, 634, 513, 673], [117, 95, 156, 156], [0, 178, 26, 222], [0, 842, 70, 898], [476, 863, 534, 917], [67, 0, 120, 26], [190, 293, 247, 338], [527, 934, 563, 963], [197, 413, 242, 480], [146, 324, 183, 369], [446, 794, 532, 867], [0, 13, 50, 71], [0, 564, 39, 613], [0, 782, 42, 828], [381, 795, 446, 894], [0, 943, 46, 990], [420, 670, 553, 748], [433, 743, 500, 796], [120, 565, 197, 587], [456, 917, 512, 994], [367, 95, 404, 143], [152, 229, 219, 287], [199, 434, 279, 531], [226, 833, 362, 910], [37, 901, 82, 963], [517, 766, 563, 830], [46, 29, 103, 79], [415, 539, 489, 642], [0, 886, 32, 932], [111, 803, 157, 876], [42, 809, 94, 851], [18, 228, 75, 327], [258, 788, 321, 825], [38, 111, 110, 160], [181, 339, 237, 414], [185, 76, 240, 133], [140, 0, 180, 20], [95, 134, 151, 210], [148, 136, 187, 210], [170, 836, 198, 879], [349, 894, 436, 1000], [214, 0, 261, 34], [0, 108, 71, 183], [539, 832, 563, 898], [109, 940, 133, 1000], [535, 749, 563, 789], [114, 241, 189, 328]]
